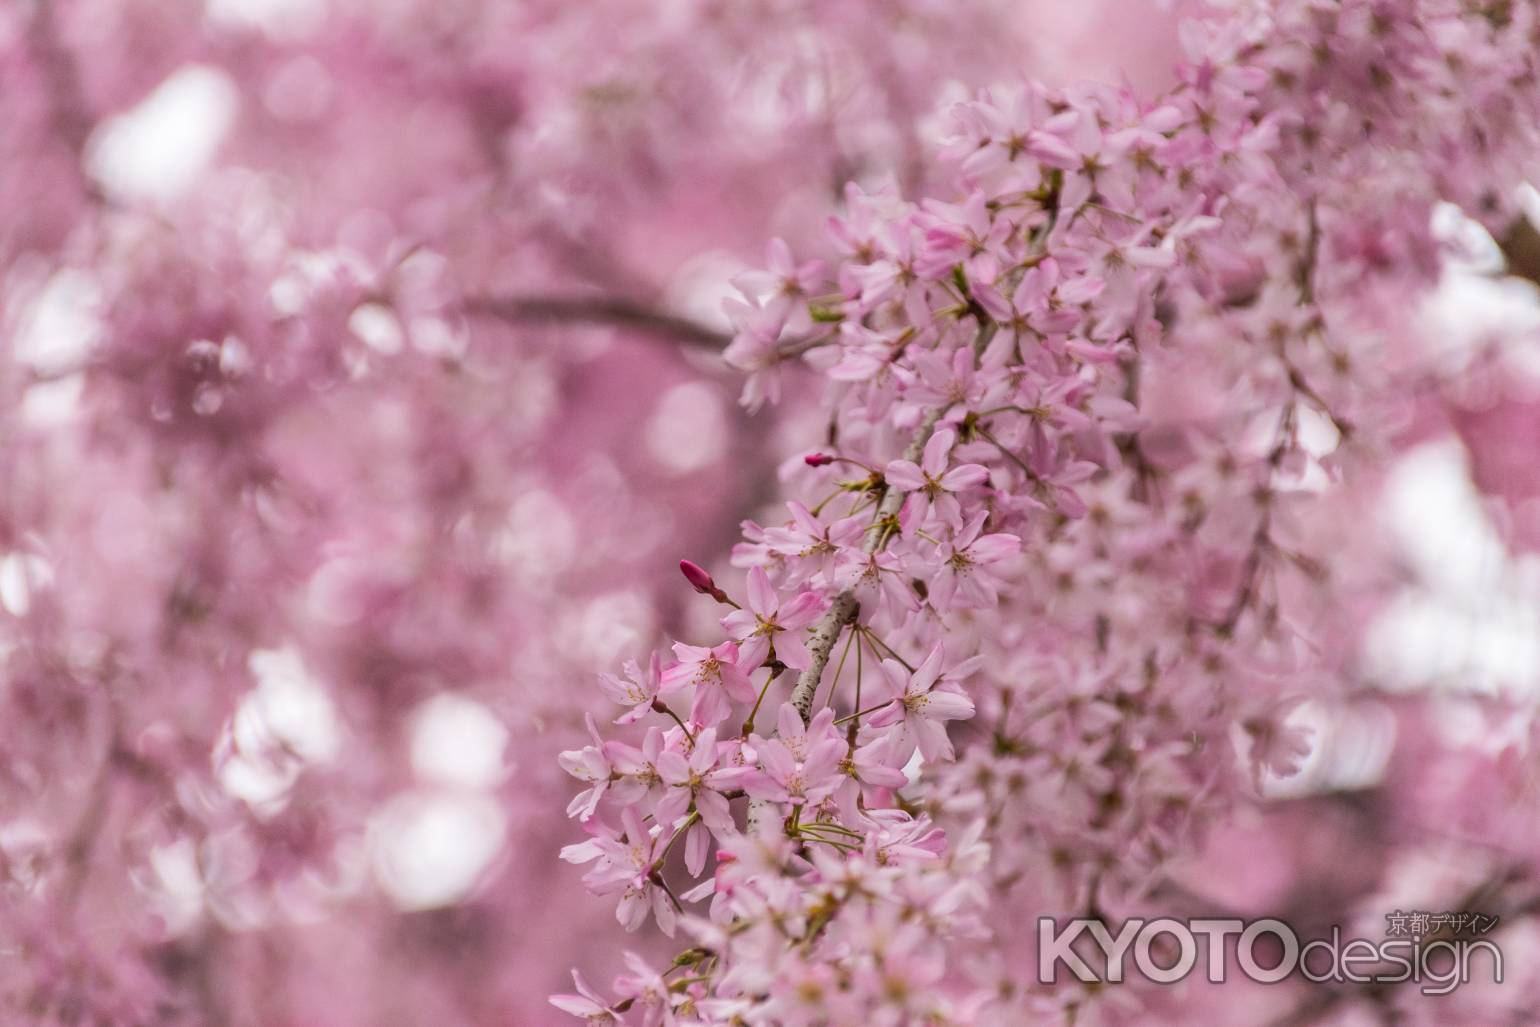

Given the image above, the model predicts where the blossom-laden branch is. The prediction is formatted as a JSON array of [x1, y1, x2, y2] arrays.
[[783, 328, 997, 721], [744, 325, 999, 835]]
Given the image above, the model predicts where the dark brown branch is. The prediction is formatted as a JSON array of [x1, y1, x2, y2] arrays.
[[1499, 215, 1540, 289], [463, 295, 729, 350]]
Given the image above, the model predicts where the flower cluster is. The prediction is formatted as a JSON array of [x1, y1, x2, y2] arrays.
[[561, 1, 1540, 1022]]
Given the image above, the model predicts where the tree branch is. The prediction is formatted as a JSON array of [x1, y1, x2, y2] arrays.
[[1499, 215, 1540, 289], [463, 295, 729, 350], [27, 0, 107, 205]]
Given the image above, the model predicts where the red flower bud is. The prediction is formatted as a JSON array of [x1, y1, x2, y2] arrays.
[[804, 452, 835, 467]]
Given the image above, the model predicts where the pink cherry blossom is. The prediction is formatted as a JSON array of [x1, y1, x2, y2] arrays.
[[654, 728, 746, 836], [563, 808, 679, 935], [719, 566, 824, 671], [835, 738, 912, 817], [558, 714, 619, 820], [744, 705, 845, 807], [549, 970, 621, 1025], [884, 427, 990, 535], [597, 651, 670, 725], [761, 501, 867, 586], [732, 238, 828, 336], [664, 641, 756, 727], [916, 192, 1014, 284], [611, 953, 678, 1027], [925, 511, 1023, 611], [867, 646, 979, 763]]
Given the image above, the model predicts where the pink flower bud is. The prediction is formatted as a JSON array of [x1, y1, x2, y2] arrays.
[[679, 559, 718, 595], [804, 453, 835, 467]]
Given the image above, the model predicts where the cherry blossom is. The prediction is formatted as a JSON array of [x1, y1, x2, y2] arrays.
[[743, 706, 845, 808], [549, 971, 622, 1026], [663, 641, 755, 727], [884, 428, 990, 536], [654, 728, 746, 836], [597, 652, 670, 725], [924, 511, 1024, 611], [719, 567, 824, 671], [866, 647, 980, 764], [564, 809, 680, 936]]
